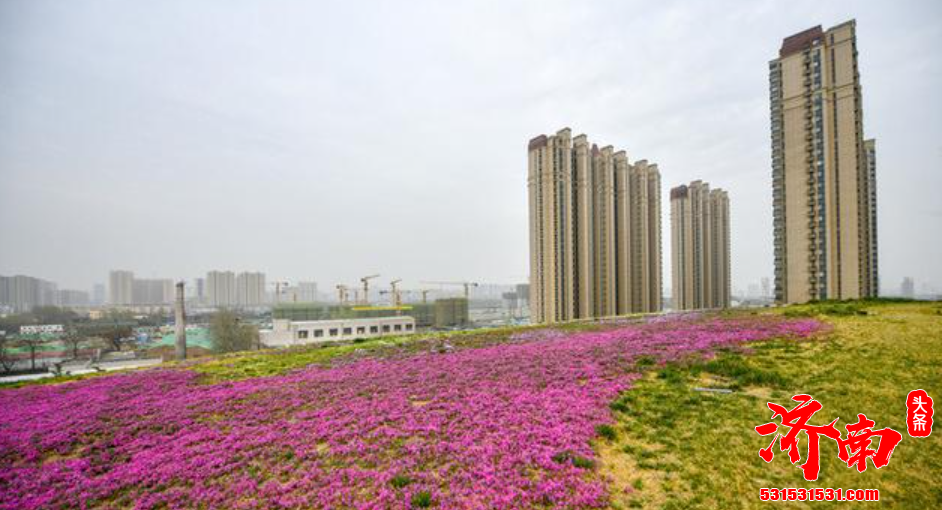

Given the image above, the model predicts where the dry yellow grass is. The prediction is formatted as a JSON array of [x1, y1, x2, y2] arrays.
[[600, 301, 942, 509]]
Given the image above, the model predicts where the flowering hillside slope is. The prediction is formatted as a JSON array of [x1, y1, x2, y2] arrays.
[[0, 316, 820, 509]]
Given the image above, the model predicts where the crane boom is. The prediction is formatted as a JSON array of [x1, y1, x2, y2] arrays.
[[360, 274, 380, 305], [419, 281, 479, 299]]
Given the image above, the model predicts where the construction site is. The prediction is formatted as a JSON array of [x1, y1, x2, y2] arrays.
[[272, 275, 528, 333]]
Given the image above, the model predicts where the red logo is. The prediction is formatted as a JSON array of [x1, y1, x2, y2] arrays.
[[906, 389, 933, 438], [755, 394, 902, 481]]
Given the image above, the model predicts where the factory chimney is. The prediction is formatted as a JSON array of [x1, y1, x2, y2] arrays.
[[174, 281, 187, 361]]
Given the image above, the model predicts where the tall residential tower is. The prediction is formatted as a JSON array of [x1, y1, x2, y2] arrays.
[[670, 181, 730, 310], [108, 270, 134, 306], [769, 20, 878, 304], [528, 128, 662, 324]]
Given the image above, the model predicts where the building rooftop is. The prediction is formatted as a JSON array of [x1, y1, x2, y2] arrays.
[[779, 25, 823, 57]]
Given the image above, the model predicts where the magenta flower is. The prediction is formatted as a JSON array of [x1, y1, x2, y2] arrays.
[[0, 316, 821, 509]]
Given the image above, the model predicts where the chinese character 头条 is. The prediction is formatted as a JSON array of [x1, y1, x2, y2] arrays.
[[907, 389, 934, 438]]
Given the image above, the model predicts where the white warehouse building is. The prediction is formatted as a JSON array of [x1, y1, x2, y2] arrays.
[[261, 316, 416, 348]]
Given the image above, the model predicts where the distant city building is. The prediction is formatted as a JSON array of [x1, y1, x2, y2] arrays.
[[297, 281, 319, 302], [770, 20, 878, 304], [195, 277, 206, 304], [901, 277, 915, 299], [279, 282, 317, 304], [108, 270, 135, 306], [207, 270, 265, 307], [747, 284, 761, 299], [206, 270, 236, 307], [761, 277, 771, 299], [528, 128, 662, 323], [109, 271, 174, 306], [670, 181, 730, 310], [132, 279, 174, 305], [236, 271, 266, 307], [0, 274, 59, 313], [58, 289, 91, 307], [92, 283, 106, 305]]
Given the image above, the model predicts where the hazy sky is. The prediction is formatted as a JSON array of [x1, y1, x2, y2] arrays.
[[1, 0, 940, 296]]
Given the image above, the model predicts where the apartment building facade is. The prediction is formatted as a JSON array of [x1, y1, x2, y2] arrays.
[[235, 271, 267, 307], [206, 270, 236, 307], [108, 270, 134, 306], [770, 20, 878, 304], [670, 181, 730, 310], [132, 278, 174, 305], [0, 274, 59, 313], [528, 128, 662, 324]]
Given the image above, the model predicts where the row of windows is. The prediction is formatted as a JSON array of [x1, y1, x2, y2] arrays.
[[296, 322, 413, 340]]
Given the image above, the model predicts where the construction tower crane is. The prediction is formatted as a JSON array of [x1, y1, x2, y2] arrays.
[[419, 289, 434, 304], [388, 279, 403, 307], [360, 274, 380, 305], [420, 281, 479, 299], [335, 285, 350, 306], [272, 281, 290, 304]]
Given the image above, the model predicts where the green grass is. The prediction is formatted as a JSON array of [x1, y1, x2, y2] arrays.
[[410, 490, 433, 508], [597, 424, 619, 441], [600, 302, 942, 509], [390, 474, 412, 489]]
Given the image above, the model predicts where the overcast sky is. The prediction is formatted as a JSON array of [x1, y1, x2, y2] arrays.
[[1, 0, 940, 296]]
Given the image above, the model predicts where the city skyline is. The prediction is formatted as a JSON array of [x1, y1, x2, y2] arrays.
[[1, 1, 940, 295]]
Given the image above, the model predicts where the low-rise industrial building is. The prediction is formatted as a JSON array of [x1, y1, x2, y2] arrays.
[[271, 299, 469, 329], [261, 316, 416, 348], [19, 324, 65, 335]]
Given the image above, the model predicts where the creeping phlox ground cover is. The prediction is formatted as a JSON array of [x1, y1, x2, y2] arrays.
[[0, 316, 820, 509]]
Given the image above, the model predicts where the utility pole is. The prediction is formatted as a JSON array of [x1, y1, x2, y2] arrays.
[[174, 281, 187, 361]]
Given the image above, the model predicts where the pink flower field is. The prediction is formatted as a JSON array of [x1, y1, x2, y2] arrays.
[[0, 315, 821, 509]]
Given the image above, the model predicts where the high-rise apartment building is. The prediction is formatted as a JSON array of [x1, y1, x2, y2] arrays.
[[670, 181, 730, 310], [206, 270, 236, 308], [298, 281, 319, 302], [108, 270, 134, 306], [528, 128, 662, 324], [58, 289, 90, 307], [195, 278, 205, 304], [900, 277, 915, 299], [770, 20, 878, 304], [863, 139, 878, 295], [0, 274, 59, 313], [132, 279, 174, 305], [108, 271, 174, 306], [92, 283, 106, 305], [236, 271, 267, 307]]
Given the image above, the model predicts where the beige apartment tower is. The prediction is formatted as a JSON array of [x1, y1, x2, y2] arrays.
[[671, 181, 730, 310], [528, 128, 662, 324], [770, 20, 878, 304]]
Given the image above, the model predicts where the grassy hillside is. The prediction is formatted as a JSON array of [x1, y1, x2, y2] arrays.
[[599, 302, 942, 508]]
